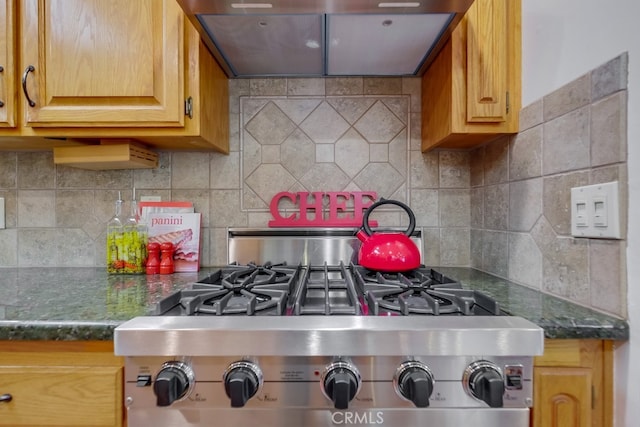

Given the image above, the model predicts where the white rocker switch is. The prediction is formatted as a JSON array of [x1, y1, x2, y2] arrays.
[[575, 201, 588, 227], [593, 197, 608, 227]]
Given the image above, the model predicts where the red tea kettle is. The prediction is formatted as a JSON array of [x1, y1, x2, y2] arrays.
[[356, 199, 421, 272]]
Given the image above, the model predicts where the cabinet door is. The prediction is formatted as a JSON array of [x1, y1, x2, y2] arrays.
[[0, 0, 15, 127], [0, 365, 123, 426], [533, 367, 592, 427], [465, 0, 508, 123], [19, 0, 184, 127]]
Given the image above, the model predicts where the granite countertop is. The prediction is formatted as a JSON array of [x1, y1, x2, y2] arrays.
[[0, 267, 629, 341]]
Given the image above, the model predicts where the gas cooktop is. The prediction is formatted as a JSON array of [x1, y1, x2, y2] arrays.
[[114, 229, 543, 427], [153, 262, 501, 317]]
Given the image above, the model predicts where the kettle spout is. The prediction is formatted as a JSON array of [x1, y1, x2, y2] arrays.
[[356, 228, 369, 243]]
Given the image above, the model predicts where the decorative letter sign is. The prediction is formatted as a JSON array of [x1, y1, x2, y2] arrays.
[[268, 191, 378, 227]]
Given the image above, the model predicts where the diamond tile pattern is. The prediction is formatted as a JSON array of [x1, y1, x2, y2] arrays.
[[246, 164, 297, 205], [300, 163, 351, 192], [300, 102, 350, 144], [281, 129, 316, 180], [246, 102, 296, 145], [354, 163, 404, 198], [355, 100, 405, 143], [335, 129, 370, 178], [241, 95, 409, 207]]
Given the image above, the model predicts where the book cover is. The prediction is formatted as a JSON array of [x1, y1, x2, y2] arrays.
[[138, 201, 194, 225], [147, 212, 202, 272]]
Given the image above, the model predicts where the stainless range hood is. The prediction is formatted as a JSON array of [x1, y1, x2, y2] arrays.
[[175, 0, 474, 78]]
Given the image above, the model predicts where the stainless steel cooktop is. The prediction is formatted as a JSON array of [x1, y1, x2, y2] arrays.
[[114, 228, 544, 427]]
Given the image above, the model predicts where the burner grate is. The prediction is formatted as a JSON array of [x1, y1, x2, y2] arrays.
[[291, 262, 361, 315], [154, 262, 301, 316], [353, 265, 500, 316], [154, 263, 500, 317]]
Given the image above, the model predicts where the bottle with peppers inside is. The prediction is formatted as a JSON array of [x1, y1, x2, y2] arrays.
[[106, 190, 148, 274]]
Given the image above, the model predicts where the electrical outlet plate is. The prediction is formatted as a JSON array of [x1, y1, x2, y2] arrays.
[[570, 181, 620, 239]]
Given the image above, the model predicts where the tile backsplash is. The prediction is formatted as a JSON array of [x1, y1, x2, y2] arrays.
[[0, 54, 628, 318], [0, 76, 471, 271], [471, 53, 628, 318]]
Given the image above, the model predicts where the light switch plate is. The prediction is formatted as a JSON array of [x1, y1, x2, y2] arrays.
[[570, 181, 620, 239], [0, 197, 5, 229]]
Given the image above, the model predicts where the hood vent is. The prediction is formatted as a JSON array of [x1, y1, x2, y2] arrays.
[[176, 0, 474, 78]]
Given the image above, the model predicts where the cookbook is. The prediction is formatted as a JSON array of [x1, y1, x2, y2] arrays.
[[147, 212, 202, 272]]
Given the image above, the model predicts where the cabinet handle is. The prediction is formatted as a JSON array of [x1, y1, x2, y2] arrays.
[[185, 96, 193, 119], [22, 65, 36, 107], [0, 393, 12, 403], [0, 65, 4, 108]]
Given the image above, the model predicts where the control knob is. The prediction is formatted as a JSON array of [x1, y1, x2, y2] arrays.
[[394, 361, 435, 408], [463, 361, 505, 408], [223, 361, 263, 408], [153, 361, 195, 407], [322, 361, 361, 410]]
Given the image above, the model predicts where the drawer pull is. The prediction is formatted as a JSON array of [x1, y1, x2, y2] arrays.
[[0, 393, 12, 403], [22, 65, 36, 107]]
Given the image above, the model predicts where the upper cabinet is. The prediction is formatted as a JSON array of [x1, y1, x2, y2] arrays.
[[0, 0, 228, 152], [421, 0, 521, 151], [20, 0, 183, 127], [0, 0, 15, 128]]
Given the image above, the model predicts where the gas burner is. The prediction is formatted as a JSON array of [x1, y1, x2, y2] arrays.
[[154, 263, 500, 317], [352, 265, 500, 316], [354, 266, 457, 288], [154, 263, 301, 316], [291, 262, 361, 315]]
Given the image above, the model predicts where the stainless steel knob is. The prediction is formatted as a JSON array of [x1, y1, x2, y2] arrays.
[[223, 361, 263, 408], [321, 360, 361, 410], [153, 361, 195, 407], [394, 361, 435, 408], [463, 360, 504, 408]]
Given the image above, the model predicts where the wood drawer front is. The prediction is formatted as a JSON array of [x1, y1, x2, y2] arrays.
[[0, 366, 122, 426], [535, 339, 602, 368]]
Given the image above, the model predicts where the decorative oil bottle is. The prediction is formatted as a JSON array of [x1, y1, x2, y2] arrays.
[[122, 189, 148, 274], [106, 191, 125, 274]]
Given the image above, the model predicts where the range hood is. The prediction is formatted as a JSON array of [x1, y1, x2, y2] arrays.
[[175, 0, 474, 78]]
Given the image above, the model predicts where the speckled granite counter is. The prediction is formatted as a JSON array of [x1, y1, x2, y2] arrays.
[[0, 267, 629, 341]]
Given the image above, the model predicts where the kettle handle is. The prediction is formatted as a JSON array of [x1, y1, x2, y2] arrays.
[[361, 199, 416, 237]]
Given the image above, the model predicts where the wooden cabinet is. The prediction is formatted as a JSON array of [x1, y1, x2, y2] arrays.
[[421, 0, 521, 151], [0, 0, 16, 128], [532, 339, 614, 427], [0, 0, 228, 152], [0, 341, 124, 427], [20, 0, 183, 128]]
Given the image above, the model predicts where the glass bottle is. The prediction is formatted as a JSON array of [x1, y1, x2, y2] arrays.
[[122, 188, 148, 274], [106, 191, 124, 274]]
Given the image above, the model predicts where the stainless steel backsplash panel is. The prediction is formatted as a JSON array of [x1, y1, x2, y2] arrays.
[[227, 228, 423, 265]]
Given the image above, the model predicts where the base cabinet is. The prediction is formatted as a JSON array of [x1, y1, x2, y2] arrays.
[[0, 338, 617, 427], [0, 341, 124, 427], [532, 339, 614, 427]]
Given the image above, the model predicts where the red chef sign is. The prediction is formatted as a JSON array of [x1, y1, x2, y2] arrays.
[[268, 191, 378, 227]]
